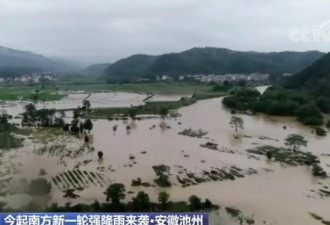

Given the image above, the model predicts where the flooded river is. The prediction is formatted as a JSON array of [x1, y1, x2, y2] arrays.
[[0, 86, 329, 224]]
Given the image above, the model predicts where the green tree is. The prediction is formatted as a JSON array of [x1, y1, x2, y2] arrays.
[[128, 108, 137, 120], [71, 118, 80, 133], [204, 199, 213, 208], [104, 183, 126, 205], [158, 191, 170, 210], [159, 108, 168, 121], [24, 103, 37, 118], [152, 164, 171, 187], [132, 191, 150, 212], [63, 189, 80, 204], [230, 116, 244, 132], [189, 195, 202, 211], [84, 119, 93, 132], [82, 100, 91, 111], [284, 134, 308, 151], [35, 89, 40, 101]]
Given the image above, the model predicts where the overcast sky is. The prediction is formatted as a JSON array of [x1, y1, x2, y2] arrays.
[[1, 0, 330, 65]]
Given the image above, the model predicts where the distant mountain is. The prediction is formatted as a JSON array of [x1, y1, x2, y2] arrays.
[[82, 63, 111, 76], [0, 45, 79, 76], [286, 52, 330, 113], [103, 47, 324, 79]]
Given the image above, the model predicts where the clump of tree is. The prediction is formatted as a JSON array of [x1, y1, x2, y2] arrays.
[[43, 182, 218, 212], [158, 192, 170, 210], [284, 134, 308, 152], [159, 107, 168, 121], [189, 195, 202, 211], [82, 100, 91, 111], [84, 118, 93, 133], [22, 103, 65, 127], [212, 81, 232, 92], [22, 103, 37, 126], [223, 87, 324, 126], [315, 127, 327, 136], [104, 183, 126, 211], [128, 108, 137, 121], [70, 118, 80, 133], [222, 88, 261, 110], [131, 191, 150, 212], [230, 116, 244, 133], [152, 164, 171, 187]]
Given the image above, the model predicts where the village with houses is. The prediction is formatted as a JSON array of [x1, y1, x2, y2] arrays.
[[156, 72, 271, 83], [0, 73, 57, 84]]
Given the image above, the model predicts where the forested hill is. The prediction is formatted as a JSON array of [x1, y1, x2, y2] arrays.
[[285, 52, 330, 113], [286, 52, 330, 92], [0, 45, 78, 76], [103, 47, 324, 79]]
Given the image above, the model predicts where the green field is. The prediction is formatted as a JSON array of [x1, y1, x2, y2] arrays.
[[0, 82, 215, 101], [0, 85, 65, 101], [59, 82, 213, 94]]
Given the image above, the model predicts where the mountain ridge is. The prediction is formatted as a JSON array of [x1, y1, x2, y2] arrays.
[[103, 47, 324, 79], [0, 45, 80, 76]]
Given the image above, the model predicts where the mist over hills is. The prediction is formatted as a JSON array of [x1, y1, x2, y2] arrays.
[[82, 63, 111, 76], [0, 45, 326, 79], [0, 45, 81, 76], [102, 47, 324, 79]]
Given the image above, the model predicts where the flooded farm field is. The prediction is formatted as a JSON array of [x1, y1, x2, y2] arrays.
[[0, 91, 188, 116], [0, 87, 330, 225]]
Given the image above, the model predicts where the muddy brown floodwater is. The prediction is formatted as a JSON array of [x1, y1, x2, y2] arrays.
[[0, 87, 330, 225]]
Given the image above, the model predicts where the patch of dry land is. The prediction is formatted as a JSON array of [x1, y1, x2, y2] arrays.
[[1, 87, 330, 225]]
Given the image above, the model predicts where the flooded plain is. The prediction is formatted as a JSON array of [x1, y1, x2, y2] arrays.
[[0, 87, 330, 225]]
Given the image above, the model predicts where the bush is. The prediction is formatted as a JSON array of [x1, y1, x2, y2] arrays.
[[315, 127, 327, 136], [312, 164, 327, 177], [326, 120, 330, 128], [189, 195, 202, 211], [204, 199, 213, 208], [131, 178, 142, 186]]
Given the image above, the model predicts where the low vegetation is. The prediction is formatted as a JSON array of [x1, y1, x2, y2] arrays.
[[248, 145, 327, 177], [0, 119, 24, 149], [178, 128, 208, 138], [225, 207, 255, 224], [309, 212, 330, 225]]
